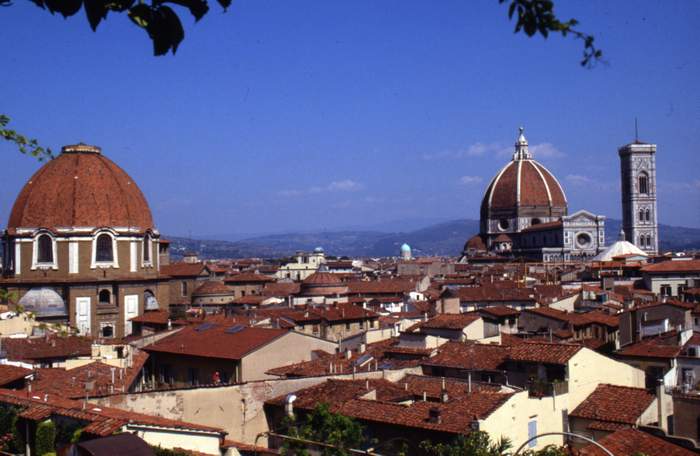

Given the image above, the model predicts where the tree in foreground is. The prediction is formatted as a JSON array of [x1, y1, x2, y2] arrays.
[[420, 432, 568, 456], [281, 403, 365, 456], [1, 0, 601, 64]]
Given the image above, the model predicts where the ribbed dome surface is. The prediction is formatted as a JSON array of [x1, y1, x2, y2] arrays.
[[481, 159, 567, 212], [8, 145, 153, 232], [303, 272, 342, 286]]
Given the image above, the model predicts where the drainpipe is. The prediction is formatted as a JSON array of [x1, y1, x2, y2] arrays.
[[657, 379, 668, 432]]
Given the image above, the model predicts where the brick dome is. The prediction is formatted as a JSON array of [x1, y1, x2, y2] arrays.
[[481, 159, 567, 213], [7, 144, 154, 233]]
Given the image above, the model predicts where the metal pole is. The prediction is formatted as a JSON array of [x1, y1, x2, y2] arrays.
[[513, 431, 614, 456]]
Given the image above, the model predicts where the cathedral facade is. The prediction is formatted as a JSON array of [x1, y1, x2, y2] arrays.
[[462, 128, 606, 262], [1, 144, 170, 338]]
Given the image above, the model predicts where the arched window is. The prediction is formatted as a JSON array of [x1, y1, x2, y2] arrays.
[[646, 235, 652, 248], [639, 209, 645, 222], [645, 209, 651, 222], [37, 234, 53, 263], [143, 235, 151, 263], [99, 289, 111, 305], [102, 325, 114, 338], [638, 173, 649, 194], [96, 234, 113, 262]]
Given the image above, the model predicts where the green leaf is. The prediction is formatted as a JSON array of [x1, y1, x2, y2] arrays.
[[84, 0, 108, 30], [160, 0, 209, 21]]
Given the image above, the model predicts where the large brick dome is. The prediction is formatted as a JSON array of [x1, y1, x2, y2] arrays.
[[7, 144, 154, 233], [480, 158, 567, 213]]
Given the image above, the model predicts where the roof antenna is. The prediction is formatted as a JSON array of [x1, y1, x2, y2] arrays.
[[634, 117, 639, 143]]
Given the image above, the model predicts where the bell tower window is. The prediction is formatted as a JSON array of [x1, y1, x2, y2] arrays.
[[37, 234, 53, 263], [638, 172, 649, 194]]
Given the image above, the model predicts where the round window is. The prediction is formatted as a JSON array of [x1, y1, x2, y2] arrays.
[[498, 219, 510, 231], [531, 218, 541, 226], [576, 233, 592, 248]]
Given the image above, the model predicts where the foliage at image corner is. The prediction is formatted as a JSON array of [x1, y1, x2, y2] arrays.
[[0, 115, 53, 161], [0, 0, 602, 65]]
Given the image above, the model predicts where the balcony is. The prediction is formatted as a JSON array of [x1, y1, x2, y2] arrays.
[[527, 379, 569, 398]]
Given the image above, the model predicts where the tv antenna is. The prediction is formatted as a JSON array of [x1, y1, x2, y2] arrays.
[[634, 117, 639, 142]]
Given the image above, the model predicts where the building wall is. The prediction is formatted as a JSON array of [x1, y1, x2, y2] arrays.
[[240, 332, 338, 381], [96, 369, 408, 444], [567, 349, 646, 410], [482, 390, 566, 451], [672, 393, 700, 441], [11, 236, 159, 280], [127, 424, 223, 455]]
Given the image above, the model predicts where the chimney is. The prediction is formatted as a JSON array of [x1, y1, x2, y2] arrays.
[[110, 367, 116, 385], [657, 379, 668, 431], [345, 349, 352, 359], [359, 343, 366, 354]]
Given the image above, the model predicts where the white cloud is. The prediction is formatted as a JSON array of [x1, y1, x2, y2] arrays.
[[328, 179, 364, 192], [424, 141, 563, 160], [278, 179, 364, 197], [565, 174, 594, 185], [530, 142, 564, 158], [458, 175, 483, 185]]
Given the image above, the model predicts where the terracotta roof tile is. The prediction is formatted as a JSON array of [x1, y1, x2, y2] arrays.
[[143, 325, 287, 360], [2, 336, 93, 363], [578, 428, 696, 456], [570, 384, 655, 425], [0, 365, 32, 387], [641, 259, 700, 274], [507, 341, 582, 365]]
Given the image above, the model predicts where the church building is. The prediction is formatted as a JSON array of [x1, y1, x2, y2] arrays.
[[462, 128, 606, 262], [1, 144, 170, 338]]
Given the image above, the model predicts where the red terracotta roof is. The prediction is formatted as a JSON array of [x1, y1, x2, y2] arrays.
[[29, 351, 148, 398], [616, 334, 682, 359], [224, 272, 275, 284], [578, 427, 697, 456], [302, 272, 343, 286], [143, 325, 287, 360], [478, 306, 520, 318], [417, 313, 481, 331], [570, 384, 655, 425], [192, 280, 234, 296], [0, 388, 225, 436], [268, 378, 512, 434], [422, 341, 510, 371], [347, 280, 415, 295], [263, 282, 301, 297], [641, 259, 700, 274], [130, 309, 171, 325], [507, 341, 582, 364], [161, 262, 208, 277], [8, 145, 153, 232], [2, 336, 93, 363], [0, 365, 32, 386]]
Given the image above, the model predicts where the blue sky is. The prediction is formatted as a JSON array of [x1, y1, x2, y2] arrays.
[[2, 0, 699, 237]]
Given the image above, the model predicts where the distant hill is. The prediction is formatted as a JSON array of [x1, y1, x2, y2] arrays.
[[167, 218, 700, 259]]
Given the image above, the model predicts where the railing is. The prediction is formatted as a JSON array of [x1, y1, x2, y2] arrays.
[[527, 380, 568, 397]]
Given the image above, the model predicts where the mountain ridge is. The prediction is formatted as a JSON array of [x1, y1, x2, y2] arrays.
[[167, 219, 700, 259]]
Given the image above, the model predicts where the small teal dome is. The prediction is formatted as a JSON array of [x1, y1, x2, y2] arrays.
[[400, 243, 411, 253]]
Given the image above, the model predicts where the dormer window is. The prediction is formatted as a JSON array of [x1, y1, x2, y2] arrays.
[[37, 234, 53, 263]]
